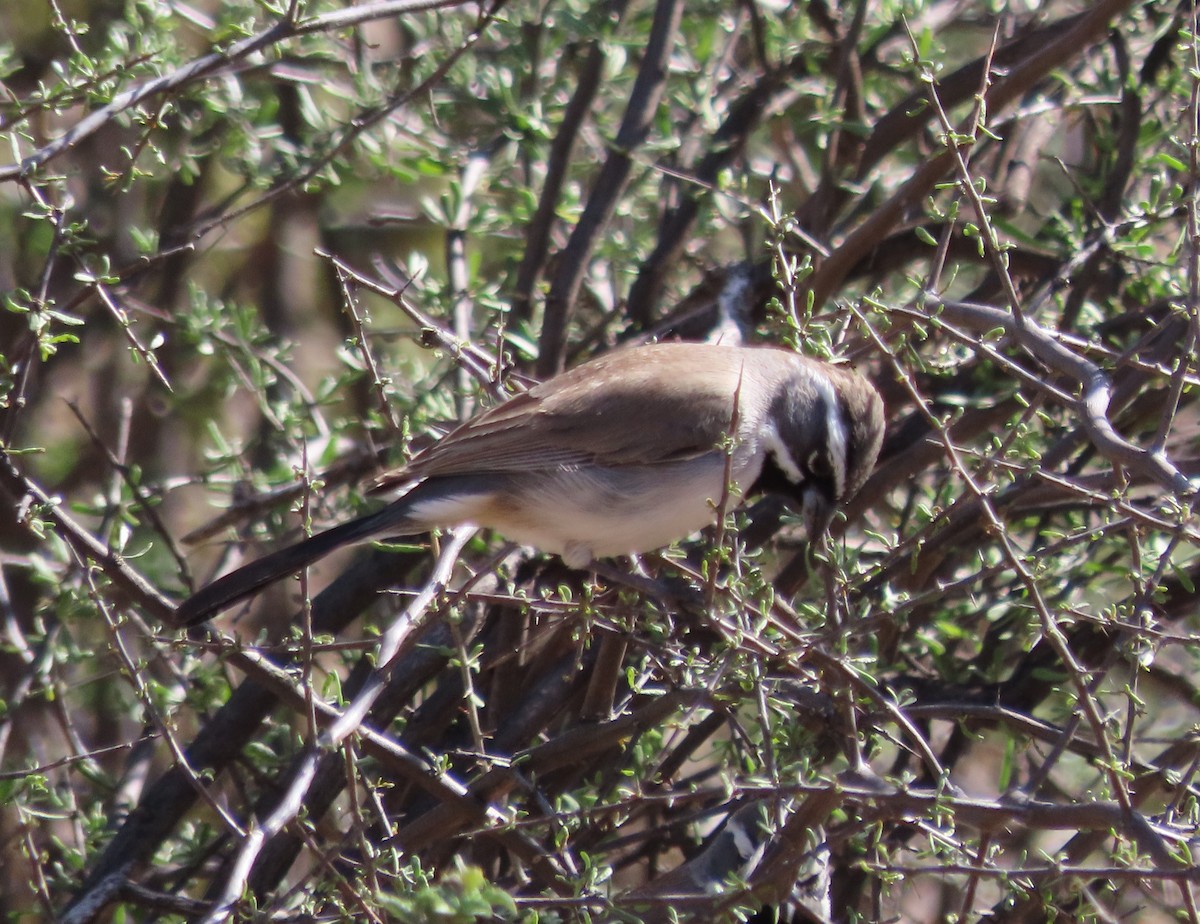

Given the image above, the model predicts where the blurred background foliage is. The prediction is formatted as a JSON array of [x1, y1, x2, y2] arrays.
[[2, 0, 1200, 921]]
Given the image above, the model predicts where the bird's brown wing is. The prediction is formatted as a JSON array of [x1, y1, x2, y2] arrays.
[[371, 344, 765, 493]]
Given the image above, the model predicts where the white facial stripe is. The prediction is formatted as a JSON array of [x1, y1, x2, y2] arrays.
[[810, 370, 848, 499], [762, 423, 805, 484], [729, 817, 761, 864]]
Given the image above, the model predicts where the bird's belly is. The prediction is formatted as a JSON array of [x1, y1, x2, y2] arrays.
[[473, 455, 763, 561]]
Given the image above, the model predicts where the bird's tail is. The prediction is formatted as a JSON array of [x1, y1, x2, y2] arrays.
[[175, 505, 418, 626]]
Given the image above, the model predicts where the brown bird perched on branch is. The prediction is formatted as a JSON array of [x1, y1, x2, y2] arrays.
[[176, 342, 884, 626]]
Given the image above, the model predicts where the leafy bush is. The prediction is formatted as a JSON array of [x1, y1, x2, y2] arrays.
[[1, 1, 1198, 922]]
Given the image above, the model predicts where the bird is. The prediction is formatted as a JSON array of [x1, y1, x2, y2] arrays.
[[175, 342, 884, 626]]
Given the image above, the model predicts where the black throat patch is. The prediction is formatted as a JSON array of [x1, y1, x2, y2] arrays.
[[749, 451, 836, 512]]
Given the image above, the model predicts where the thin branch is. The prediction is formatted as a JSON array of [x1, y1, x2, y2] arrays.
[[807, 0, 1140, 311], [538, 0, 685, 374], [512, 0, 628, 322], [929, 296, 1194, 495]]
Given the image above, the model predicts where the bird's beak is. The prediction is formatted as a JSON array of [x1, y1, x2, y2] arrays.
[[800, 487, 834, 541]]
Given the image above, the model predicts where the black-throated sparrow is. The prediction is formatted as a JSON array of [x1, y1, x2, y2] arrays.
[[176, 342, 884, 625]]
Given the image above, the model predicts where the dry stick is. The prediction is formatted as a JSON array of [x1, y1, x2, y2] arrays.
[[626, 772, 1189, 914], [579, 631, 628, 722], [91, 280, 173, 393], [243, 562, 510, 898], [284, 826, 387, 924], [446, 150, 494, 420], [858, 862, 1200, 884], [1055, 33, 1142, 333], [296, 442, 319, 744], [821, 775, 1181, 861], [109, 398, 132, 528], [342, 746, 382, 902], [392, 653, 598, 854], [791, 0, 871, 237], [334, 263, 402, 434], [600, 774, 1186, 858], [0, 734, 157, 787], [538, 0, 685, 375], [807, 647, 944, 779], [1021, 661, 1115, 802], [854, 450, 1200, 613], [903, 703, 1113, 770], [717, 788, 843, 917], [0, 626, 62, 774], [397, 687, 704, 855], [994, 752, 1200, 920], [447, 611, 489, 758], [922, 459, 1198, 574], [1011, 323, 1200, 393], [636, 540, 946, 781], [11, 0, 507, 366], [885, 304, 1073, 406], [706, 364, 744, 610], [822, 0, 870, 174], [857, 8, 1104, 181]]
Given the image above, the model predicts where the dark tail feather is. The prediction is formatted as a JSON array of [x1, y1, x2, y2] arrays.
[[175, 505, 418, 626]]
